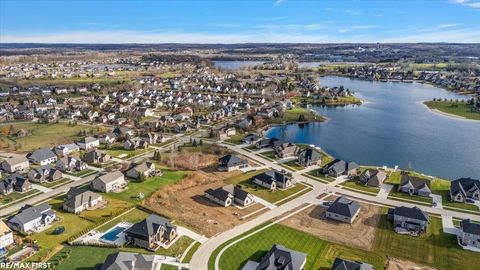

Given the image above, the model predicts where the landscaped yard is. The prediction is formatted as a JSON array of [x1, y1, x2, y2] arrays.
[[103, 170, 189, 204], [0, 122, 97, 152], [258, 150, 277, 160], [268, 107, 325, 124], [279, 160, 304, 171], [305, 169, 335, 183], [224, 170, 309, 203], [224, 133, 246, 145], [96, 208, 151, 232], [387, 186, 433, 205], [215, 223, 385, 270], [341, 180, 380, 195], [104, 144, 154, 158], [181, 241, 201, 263], [78, 197, 132, 223], [424, 101, 480, 120], [40, 178, 73, 188], [373, 211, 480, 270], [1, 189, 41, 206], [65, 168, 96, 178]]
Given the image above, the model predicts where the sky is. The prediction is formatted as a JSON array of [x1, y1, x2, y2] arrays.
[[1, 0, 480, 43]]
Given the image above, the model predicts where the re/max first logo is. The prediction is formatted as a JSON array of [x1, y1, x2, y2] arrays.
[[0, 262, 51, 269]]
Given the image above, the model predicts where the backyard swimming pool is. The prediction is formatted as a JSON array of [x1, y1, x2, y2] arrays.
[[100, 226, 126, 242]]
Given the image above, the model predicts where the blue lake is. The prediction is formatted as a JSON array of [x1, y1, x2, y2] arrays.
[[266, 76, 480, 180]]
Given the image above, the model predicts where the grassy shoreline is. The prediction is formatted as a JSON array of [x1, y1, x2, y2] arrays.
[[424, 101, 480, 120]]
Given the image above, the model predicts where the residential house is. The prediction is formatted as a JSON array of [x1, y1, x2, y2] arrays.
[[359, 169, 387, 187], [450, 177, 480, 203], [388, 206, 429, 234], [82, 149, 111, 164], [331, 257, 374, 270], [76, 136, 100, 151], [398, 175, 432, 197], [124, 214, 177, 250], [255, 137, 282, 149], [252, 170, 293, 190], [7, 203, 56, 233], [273, 143, 300, 159], [242, 244, 306, 270], [91, 171, 126, 193], [459, 219, 480, 249], [124, 137, 149, 150], [242, 133, 259, 144], [98, 133, 117, 144], [97, 252, 159, 270], [56, 156, 88, 172], [27, 165, 63, 183], [218, 154, 248, 172], [54, 143, 80, 157], [205, 185, 254, 207], [297, 147, 322, 167], [1, 156, 30, 173], [27, 147, 57, 165], [0, 221, 14, 250], [218, 127, 236, 140], [0, 173, 32, 195], [322, 159, 359, 177], [63, 187, 103, 214], [125, 162, 156, 179], [326, 196, 361, 224]]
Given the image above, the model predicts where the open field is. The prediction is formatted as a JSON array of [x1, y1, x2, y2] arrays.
[[104, 170, 189, 204], [268, 107, 325, 124], [0, 122, 98, 152], [280, 202, 382, 250], [224, 170, 309, 203], [424, 101, 480, 120], [216, 223, 386, 270], [145, 174, 266, 237]]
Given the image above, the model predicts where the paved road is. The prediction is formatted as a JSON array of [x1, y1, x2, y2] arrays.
[[0, 173, 99, 217], [189, 142, 480, 270]]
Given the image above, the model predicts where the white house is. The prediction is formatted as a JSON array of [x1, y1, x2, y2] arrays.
[[0, 220, 14, 249], [1, 156, 30, 173], [91, 171, 126, 193], [7, 203, 56, 233], [76, 136, 100, 151]]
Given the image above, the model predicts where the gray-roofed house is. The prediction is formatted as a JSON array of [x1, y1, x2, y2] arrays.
[[398, 175, 432, 197], [322, 159, 359, 177], [252, 170, 293, 190], [63, 187, 103, 214], [1, 156, 30, 173], [124, 137, 149, 150], [450, 177, 480, 203], [331, 257, 374, 270], [326, 196, 361, 224], [91, 171, 126, 193], [218, 154, 248, 172], [82, 149, 111, 164], [0, 173, 32, 195], [359, 169, 387, 187], [388, 206, 429, 235], [242, 244, 306, 270], [124, 214, 177, 250], [273, 143, 300, 159], [76, 136, 100, 150], [27, 148, 57, 165], [297, 147, 322, 167], [459, 219, 480, 249], [54, 143, 80, 157], [56, 156, 88, 172], [125, 162, 156, 179], [97, 252, 159, 270], [205, 184, 254, 207], [7, 203, 56, 233], [27, 165, 63, 183], [242, 133, 259, 144]]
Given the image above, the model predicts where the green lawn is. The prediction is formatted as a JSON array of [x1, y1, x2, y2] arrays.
[[216, 223, 385, 270], [1, 189, 41, 206], [306, 169, 335, 182], [104, 144, 154, 158], [388, 186, 433, 205], [40, 178, 73, 188], [78, 197, 132, 223], [0, 122, 96, 152], [224, 170, 309, 203], [181, 241, 201, 263], [341, 180, 380, 195], [96, 208, 151, 232], [161, 264, 180, 270], [279, 160, 304, 171], [65, 169, 96, 178], [424, 101, 480, 120], [268, 107, 325, 124], [373, 212, 480, 269], [224, 133, 246, 145], [103, 170, 189, 204], [258, 150, 277, 160]]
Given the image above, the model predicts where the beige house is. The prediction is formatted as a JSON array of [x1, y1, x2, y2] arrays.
[[91, 171, 126, 193], [1, 156, 30, 173], [63, 187, 103, 214], [0, 220, 14, 249]]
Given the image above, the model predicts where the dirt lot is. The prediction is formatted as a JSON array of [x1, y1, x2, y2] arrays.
[[280, 202, 382, 250], [387, 257, 438, 270], [145, 170, 267, 237]]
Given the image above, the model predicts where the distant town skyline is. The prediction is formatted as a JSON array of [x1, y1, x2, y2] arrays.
[[1, 0, 480, 43]]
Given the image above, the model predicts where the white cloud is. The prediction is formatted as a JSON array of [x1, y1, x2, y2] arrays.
[[437, 23, 461, 28], [325, 8, 334, 11], [450, 0, 480, 10], [274, 0, 286, 6], [344, 9, 361, 15]]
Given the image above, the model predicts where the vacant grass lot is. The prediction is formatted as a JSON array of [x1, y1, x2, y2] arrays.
[[104, 170, 189, 204], [217, 223, 385, 270], [1, 189, 41, 206], [425, 101, 480, 120], [224, 170, 309, 203], [0, 122, 96, 152], [268, 107, 325, 124]]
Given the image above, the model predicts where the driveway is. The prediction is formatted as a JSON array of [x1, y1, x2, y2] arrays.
[[377, 183, 394, 199], [441, 215, 460, 236]]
